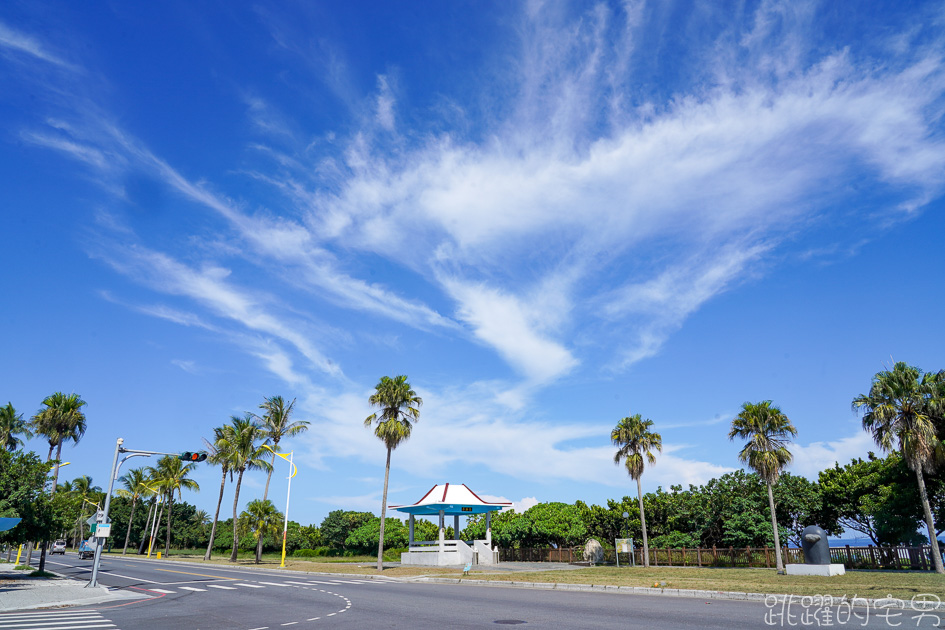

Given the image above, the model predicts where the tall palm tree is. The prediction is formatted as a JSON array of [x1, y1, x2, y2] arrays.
[[853, 362, 944, 574], [256, 396, 307, 500], [0, 403, 31, 451], [31, 392, 87, 490], [239, 499, 283, 564], [254, 396, 307, 561], [203, 424, 232, 560], [116, 467, 154, 555], [612, 413, 662, 568], [149, 456, 199, 557], [219, 413, 270, 562], [365, 375, 422, 571], [729, 400, 796, 574]]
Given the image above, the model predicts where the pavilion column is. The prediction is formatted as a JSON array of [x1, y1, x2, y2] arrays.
[[408, 515, 415, 545], [438, 510, 445, 554], [454, 515, 460, 540], [486, 511, 492, 546]]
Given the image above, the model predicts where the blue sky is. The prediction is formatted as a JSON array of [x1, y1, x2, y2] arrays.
[[2, 1, 944, 527]]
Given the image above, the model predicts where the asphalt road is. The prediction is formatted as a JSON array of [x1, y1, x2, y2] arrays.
[[5, 552, 906, 629]]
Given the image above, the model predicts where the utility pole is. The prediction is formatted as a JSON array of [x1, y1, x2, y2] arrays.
[[89, 438, 122, 588]]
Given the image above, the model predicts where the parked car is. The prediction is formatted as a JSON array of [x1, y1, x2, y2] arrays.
[[51, 540, 67, 555], [78, 540, 95, 560]]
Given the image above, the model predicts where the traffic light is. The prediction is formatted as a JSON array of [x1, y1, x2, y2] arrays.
[[178, 451, 208, 462]]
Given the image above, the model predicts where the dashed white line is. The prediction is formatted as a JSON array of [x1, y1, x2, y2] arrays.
[[306, 619, 320, 622], [178, 586, 207, 592], [280, 623, 298, 627], [258, 581, 289, 587], [148, 588, 176, 593], [207, 584, 238, 590], [236, 583, 264, 588]]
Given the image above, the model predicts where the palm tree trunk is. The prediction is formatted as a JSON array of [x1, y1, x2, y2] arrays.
[[914, 468, 945, 574], [256, 452, 278, 564], [230, 469, 245, 562], [376, 446, 392, 571], [636, 476, 649, 568], [151, 500, 166, 557], [205, 468, 227, 561], [767, 482, 785, 574], [52, 442, 64, 491], [164, 494, 174, 556], [139, 500, 156, 554], [122, 496, 138, 555]]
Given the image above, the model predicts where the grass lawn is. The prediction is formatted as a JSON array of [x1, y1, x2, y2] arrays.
[[441, 566, 944, 602]]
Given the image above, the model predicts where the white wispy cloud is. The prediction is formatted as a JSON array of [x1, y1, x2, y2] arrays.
[[0, 21, 78, 70], [297, 380, 730, 489], [91, 242, 341, 378]]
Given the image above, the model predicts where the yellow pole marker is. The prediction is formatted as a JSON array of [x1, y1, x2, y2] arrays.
[[15, 544, 23, 565], [262, 446, 297, 568]]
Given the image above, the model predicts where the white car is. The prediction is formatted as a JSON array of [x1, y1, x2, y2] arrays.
[[51, 540, 67, 555]]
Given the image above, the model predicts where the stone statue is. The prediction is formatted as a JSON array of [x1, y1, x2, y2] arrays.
[[583, 538, 603, 565], [801, 525, 831, 565]]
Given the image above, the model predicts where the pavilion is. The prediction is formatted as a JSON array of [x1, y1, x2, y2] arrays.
[[390, 483, 510, 566]]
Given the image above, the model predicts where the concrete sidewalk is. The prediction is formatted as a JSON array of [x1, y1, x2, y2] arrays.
[[0, 561, 145, 612]]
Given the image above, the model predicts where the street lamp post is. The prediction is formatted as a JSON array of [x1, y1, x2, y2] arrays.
[[262, 446, 297, 568]]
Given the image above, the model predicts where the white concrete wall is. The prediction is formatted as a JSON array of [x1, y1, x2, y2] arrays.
[[474, 540, 497, 564]]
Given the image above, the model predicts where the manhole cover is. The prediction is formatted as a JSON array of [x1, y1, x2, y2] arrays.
[[494, 621, 527, 625]]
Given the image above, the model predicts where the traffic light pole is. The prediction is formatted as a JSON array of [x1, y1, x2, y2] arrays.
[[87, 443, 202, 588], [88, 438, 123, 588]]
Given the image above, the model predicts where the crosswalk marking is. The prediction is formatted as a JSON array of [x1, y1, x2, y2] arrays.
[[235, 583, 264, 588], [207, 584, 237, 590], [148, 588, 176, 594], [0, 610, 118, 630], [178, 586, 207, 592]]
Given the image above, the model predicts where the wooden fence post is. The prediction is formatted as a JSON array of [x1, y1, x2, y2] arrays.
[[730, 546, 735, 567], [764, 546, 770, 568], [696, 547, 702, 567]]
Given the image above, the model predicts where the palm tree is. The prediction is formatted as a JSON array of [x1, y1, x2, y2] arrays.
[[116, 467, 154, 555], [365, 374, 422, 571], [612, 413, 662, 568], [203, 424, 232, 560], [31, 392, 87, 490], [239, 499, 283, 564], [219, 413, 270, 561], [254, 395, 308, 561], [853, 362, 944, 574], [729, 400, 796, 574], [148, 456, 199, 557], [0, 403, 31, 451]]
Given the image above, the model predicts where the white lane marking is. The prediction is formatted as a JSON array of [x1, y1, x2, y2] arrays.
[[236, 583, 264, 588], [207, 584, 237, 590], [306, 619, 320, 622], [283, 581, 313, 586], [147, 588, 176, 594], [280, 623, 298, 627], [301, 580, 336, 585], [327, 613, 336, 617], [248, 627, 268, 630], [0, 618, 104, 628], [0, 624, 116, 630], [0, 610, 101, 621], [178, 586, 207, 592], [258, 581, 289, 587]]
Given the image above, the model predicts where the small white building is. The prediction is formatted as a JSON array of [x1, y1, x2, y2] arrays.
[[391, 483, 510, 566]]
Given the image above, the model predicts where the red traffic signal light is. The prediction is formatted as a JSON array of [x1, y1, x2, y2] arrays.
[[178, 451, 208, 462]]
